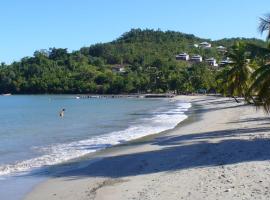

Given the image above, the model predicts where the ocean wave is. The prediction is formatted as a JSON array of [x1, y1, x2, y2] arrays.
[[0, 101, 191, 177]]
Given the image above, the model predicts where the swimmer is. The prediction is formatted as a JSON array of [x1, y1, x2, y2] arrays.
[[59, 108, 65, 117]]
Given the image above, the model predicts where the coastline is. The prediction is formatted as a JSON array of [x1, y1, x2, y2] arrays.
[[0, 95, 191, 200], [25, 95, 270, 200]]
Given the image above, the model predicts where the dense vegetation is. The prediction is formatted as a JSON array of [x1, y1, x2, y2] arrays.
[[218, 13, 270, 113], [0, 28, 268, 95]]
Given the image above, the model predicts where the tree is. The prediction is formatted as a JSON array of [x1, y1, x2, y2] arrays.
[[0, 29, 267, 94], [249, 63, 270, 112], [258, 13, 270, 42], [222, 42, 253, 102], [49, 48, 68, 61], [188, 63, 216, 92], [246, 14, 270, 112]]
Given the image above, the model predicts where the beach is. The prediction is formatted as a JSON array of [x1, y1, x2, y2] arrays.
[[25, 95, 270, 200]]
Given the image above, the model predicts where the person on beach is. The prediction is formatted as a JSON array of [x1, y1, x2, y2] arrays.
[[59, 108, 65, 117]]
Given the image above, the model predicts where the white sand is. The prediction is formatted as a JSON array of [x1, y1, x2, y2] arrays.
[[25, 96, 270, 200]]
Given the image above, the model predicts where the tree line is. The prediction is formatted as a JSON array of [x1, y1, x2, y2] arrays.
[[0, 25, 268, 99]]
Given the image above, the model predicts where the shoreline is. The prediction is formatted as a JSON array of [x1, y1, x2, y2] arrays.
[[25, 95, 270, 200], [53, 96, 193, 173], [20, 95, 196, 199], [0, 96, 189, 177], [22, 95, 203, 199], [0, 95, 192, 200]]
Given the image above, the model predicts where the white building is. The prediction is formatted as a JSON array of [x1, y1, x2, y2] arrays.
[[112, 65, 126, 73], [190, 55, 203, 62], [176, 53, 189, 61], [216, 46, 227, 52], [205, 57, 218, 67], [199, 42, 211, 49], [219, 57, 233, 66]]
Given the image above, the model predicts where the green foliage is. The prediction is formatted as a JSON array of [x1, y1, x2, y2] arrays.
[[258, 13, 270, 41], [0, 29, 267, 94], [217, 13, 270, 113], [249, 62, 270, 112], [243, 13, 270, 112], [219, 42, 254, 100], [214, 38, 266, 49], [182, 63, 217, 93]]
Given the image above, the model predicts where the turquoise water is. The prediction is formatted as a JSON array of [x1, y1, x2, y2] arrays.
[[0, 95, 190, 199]]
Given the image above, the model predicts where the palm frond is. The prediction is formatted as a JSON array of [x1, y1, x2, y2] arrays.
[[258, 13, 270, 40]]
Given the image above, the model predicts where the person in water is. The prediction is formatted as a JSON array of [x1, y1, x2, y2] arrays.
[[59, 108, 65, 117]]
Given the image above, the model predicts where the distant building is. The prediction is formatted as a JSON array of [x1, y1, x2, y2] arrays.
[[193, 44, 199, 48], [219, 57, 233, 66], [205, 57, 218, 67], [199, 42, 211, 49], [176, 53, 189, 61], [190, 55, 203, 62], [216, 46, 227, 52], [112, 65, 126, 73]]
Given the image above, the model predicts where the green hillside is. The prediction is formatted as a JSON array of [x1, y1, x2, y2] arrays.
[[0, 29, 267, 94]]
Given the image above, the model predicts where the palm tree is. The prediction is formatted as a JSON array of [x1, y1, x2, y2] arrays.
[[249, 63, 270, 112], [223, 42, 253, 102], [248, 14, 270, 112], [258, 13, 270, 42]]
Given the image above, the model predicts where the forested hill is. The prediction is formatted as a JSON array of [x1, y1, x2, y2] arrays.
[[0, 29, 267, 94], [81, 29, 265, 65]]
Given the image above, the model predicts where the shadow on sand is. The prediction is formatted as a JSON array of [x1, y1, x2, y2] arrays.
[[62, 141, 270, 180]]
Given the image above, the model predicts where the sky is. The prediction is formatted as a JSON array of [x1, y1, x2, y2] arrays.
[[0, 0, 269, 64]]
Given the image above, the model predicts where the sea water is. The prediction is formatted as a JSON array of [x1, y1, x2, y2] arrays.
[[0, 95, 191, 199]]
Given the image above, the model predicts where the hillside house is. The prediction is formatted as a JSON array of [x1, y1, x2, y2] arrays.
[[219, 58, 233, 66], [112, 65, 126, 73], [216, 46, 227, 53], [190, 55, 203, 62], [199, 42, 211, 49], [205, 57, 218, 67], [176, 53, 189, 61]]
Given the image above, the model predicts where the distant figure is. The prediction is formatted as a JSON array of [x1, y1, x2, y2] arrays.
[[59, 108, 65, 117]]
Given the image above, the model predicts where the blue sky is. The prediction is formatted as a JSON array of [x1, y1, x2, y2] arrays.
[[0, 0, 269, 63]]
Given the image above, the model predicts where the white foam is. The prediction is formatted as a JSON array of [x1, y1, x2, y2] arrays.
[[0, 101, 191, 177]]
